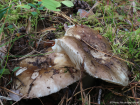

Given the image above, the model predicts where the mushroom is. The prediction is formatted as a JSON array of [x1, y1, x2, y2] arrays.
[[14, 48, 83, 98], [64, 25, 129, 84], [52, 35, 129, 86]]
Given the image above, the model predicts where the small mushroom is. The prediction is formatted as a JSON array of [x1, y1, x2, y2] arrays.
[[14, 48, 82, 98], [52, 36, 129, 86]]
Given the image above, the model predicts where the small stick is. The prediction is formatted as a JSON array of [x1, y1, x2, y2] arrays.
[[11, 94, 27, 105], [53, 11, 79, 25], [0, 86, 21, 96], [11, 50, 36, 61], [97, 89, 102, 104], [37, 98, 44, 105], [82, 1, 100, 18], [89, 95, 91, 105], [122, 75, 137, 90], [27, 78, 36, 96], [130, 84, 138, 105], [67, 86, 112, 102], [68, 81, 80, 105], [80, 62, 85, 104], [0, 96, 12, 100], [0, 99, 4, 105], [58, 93, 66, 105], [14, 77, 25, 89]]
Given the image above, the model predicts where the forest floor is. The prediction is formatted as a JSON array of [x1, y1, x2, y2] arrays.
[[0, 0, 140, 105]]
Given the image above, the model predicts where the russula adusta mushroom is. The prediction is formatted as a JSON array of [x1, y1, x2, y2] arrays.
[[52, 36, 129, 86], [64, 25, 129, 85], [14, 48, 83, 98]]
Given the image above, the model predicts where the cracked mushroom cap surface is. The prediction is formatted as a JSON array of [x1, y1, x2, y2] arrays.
[[14, 48, 82, 98], [52, 36, 129, 86]]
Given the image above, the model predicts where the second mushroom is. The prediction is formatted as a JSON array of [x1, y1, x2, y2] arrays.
[[52, 25, 129, 86]]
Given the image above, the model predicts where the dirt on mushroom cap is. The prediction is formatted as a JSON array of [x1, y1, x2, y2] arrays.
[[14, 48, 83, 98]]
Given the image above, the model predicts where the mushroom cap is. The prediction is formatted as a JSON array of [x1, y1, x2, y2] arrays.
[[64, 25, 111, 52], [15, 48, 82, 98], [52, 36, 129, 86]]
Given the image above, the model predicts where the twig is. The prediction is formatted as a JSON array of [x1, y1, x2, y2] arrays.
[[122, 75, 137, 90], [0, 86, 22, 96], [97, 89, 102, 105], [89, 95, 91, 105], [82, 1, 100, 18], [53, 11, 79, 25], [11, 94, 27, 105], [14, 77, 25, 90], [90, 102, 101, 104], [0, 99, 4, 105], [67, 87, 93, 102], [67, 86, 111, 102], [123, 84, 137, 93], [108, 89, 123, 96], [130, 84, 138, 105], [58, 93, 66, 105], [37, 98, 44, 105], [12, 23, 18, 30], [80, 62, 85, 104], [27, 78, 36, 96], [0, 96, 12, 100], [68, 81, 80, 105], [108, 88, 140, 100], [11, 50, 36, 61]]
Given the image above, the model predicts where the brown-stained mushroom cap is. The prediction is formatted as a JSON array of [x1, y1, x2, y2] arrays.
[[64, 25, 111, 52], [14, 48, 82, 98], [52, 36, 129, 86]]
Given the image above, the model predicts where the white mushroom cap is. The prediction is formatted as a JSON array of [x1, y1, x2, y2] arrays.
[[15, 48, 82, 98], [52, 36, 129, 86]]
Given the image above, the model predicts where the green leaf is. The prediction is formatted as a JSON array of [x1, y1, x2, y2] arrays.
[[134, 28, 140, 35], [38, 1, 42, 5], [0, 69, 10, 74], [37, 6, 44, 10], [0, 7, 9, 13], [137, 18, 140, 22], [41, 0, 61, 11], [16, 5, 31, 9], [61, 1, 74, 7], [7, 25, 13, 29], [12, 67, 20, 73], [31, 11, 38, 16], [28, 3, 37, 8], [0, 7, 9, 20]]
